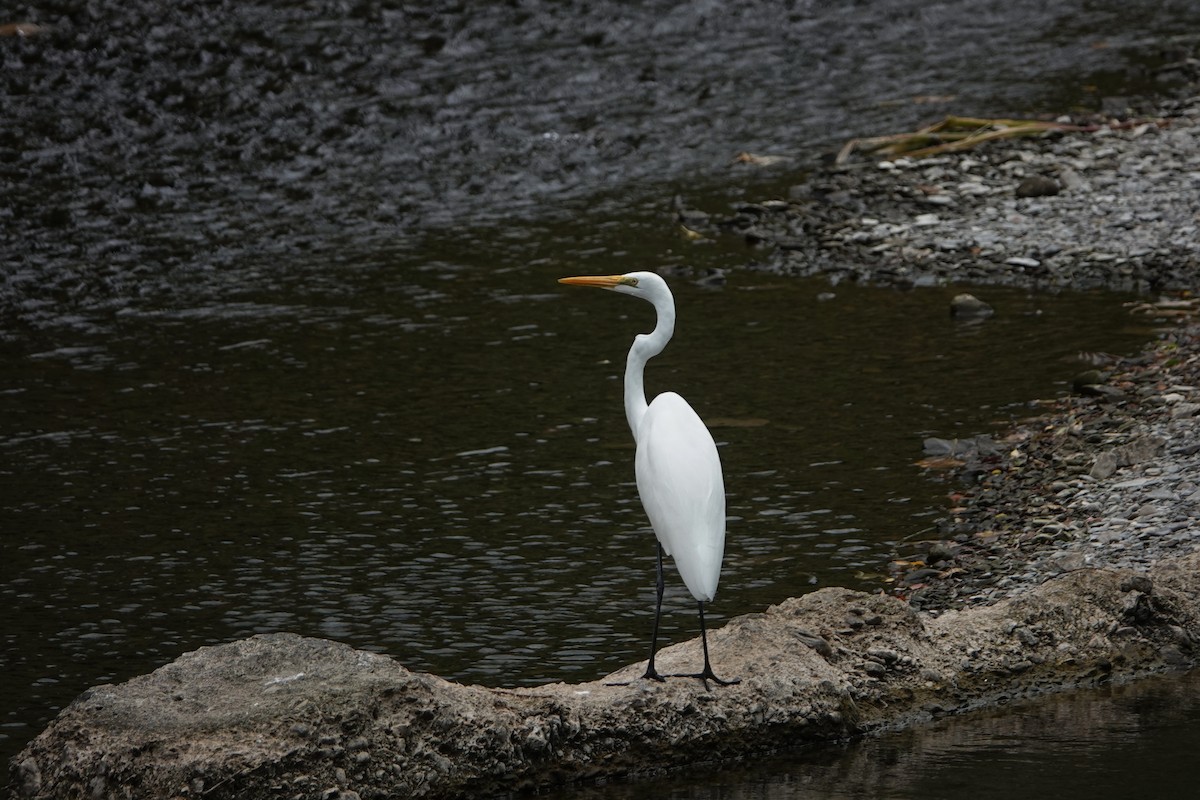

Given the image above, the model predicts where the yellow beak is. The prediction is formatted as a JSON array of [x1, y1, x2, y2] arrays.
[[558, 275, 626, 289]]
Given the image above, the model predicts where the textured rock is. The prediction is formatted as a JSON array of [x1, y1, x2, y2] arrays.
[[12, 553, 1200, 799]]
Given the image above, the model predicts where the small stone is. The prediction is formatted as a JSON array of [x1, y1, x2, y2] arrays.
[[1015, 627, 1040, 647], [950, 293, 994, 319], [861, 660, 886, 677], [1015, 175, 1061, 197], [794, 628, 834, 657], [1170, 402, 1200, 418], [1113, 477, 1159, 490], [1121, 591, 1154, 625], [867, 647, 899, 664], [1072, 370, 1106, 392], [1091, 451, 1119, 479], [1119, 575, 1153, 594], [919, 667, 944, 683], [927, 542, 958, 564]]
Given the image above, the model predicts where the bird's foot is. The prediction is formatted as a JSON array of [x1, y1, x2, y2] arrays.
[[642, 665, 667, 683], [669, 668, 740, 691], [605, 665, 667, 687]]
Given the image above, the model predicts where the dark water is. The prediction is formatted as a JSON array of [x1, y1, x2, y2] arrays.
[[0, 265, 1156, 766], [2, 0, 1196, 785], [568, 670, 1200, 799]]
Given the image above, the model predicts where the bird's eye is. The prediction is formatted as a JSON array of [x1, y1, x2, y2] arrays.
[[621, 276, 639, 287]]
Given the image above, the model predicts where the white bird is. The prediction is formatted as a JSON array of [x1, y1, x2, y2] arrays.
[[559, 271, 737, 686]]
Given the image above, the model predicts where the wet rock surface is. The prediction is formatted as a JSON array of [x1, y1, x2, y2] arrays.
[[12, 552, 1200, 799]]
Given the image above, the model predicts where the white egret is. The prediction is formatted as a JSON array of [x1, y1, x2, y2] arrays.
[[559, 271, 737, 687]]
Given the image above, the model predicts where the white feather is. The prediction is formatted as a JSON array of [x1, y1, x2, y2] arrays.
[[635, 391, 725, 602]]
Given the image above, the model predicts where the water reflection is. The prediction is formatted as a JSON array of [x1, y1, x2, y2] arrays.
[[566, 670, 1200, 799]]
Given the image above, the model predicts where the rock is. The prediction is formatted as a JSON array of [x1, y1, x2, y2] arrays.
[[861, 660, 887, 677], [13, 558, 1200, 799], [1120, 575, 1153, 595], [1072, 369, 1106, 393], [1091, 451, 1120, 479], [926, 542, 958, 564], [1091, 437, 1167, 479], [1016, 175, 1061, 197], [795, 628, 835, 657], [950, 293, 994, 319], [922, 435, 999, 458]]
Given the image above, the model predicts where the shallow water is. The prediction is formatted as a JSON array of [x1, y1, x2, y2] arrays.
[[1, 0, 1193, 782], [568, 670, 1200, 799]]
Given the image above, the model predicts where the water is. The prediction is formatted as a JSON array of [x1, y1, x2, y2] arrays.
[[567, 670, 1200, 799], [0, 264, 1154, 766], [2, 0, 1194, 785]]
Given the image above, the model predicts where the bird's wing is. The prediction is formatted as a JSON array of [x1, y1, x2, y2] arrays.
[[634, 391, 726, 602]]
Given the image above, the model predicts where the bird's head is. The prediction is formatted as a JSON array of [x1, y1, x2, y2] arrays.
[[558, 271, 669, 302]]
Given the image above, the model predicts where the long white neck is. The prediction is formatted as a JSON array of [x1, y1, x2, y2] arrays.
[[624, 291, 675, 438]]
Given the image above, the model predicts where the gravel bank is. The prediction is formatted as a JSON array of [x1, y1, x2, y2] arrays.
[[901, 319, 1200, 612], [698, 96, 1200, 292], [720, 91, 1200, 614]]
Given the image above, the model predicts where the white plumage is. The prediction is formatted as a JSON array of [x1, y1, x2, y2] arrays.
[[635, 390, 725, 603]]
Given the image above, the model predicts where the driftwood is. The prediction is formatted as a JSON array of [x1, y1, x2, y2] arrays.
[[835, 115, 1165, 164], [10, 552, 1200, 799]]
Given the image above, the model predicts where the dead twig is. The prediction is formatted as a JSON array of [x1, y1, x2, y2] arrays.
[[836, 115, 1164, 164]]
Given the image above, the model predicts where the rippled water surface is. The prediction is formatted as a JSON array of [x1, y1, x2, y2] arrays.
[[0, 262, 1153, 761], [2, 0, 1194, 782]]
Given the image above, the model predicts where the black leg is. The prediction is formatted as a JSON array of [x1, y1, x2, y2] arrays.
[[607, 543, 667, 685], [670, 600, 740, 689], [641, 543, 666, 682]]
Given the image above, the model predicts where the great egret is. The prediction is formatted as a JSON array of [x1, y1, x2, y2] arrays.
[[559, 271, 737, 687]]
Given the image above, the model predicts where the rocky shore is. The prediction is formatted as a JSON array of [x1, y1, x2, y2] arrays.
[[744, 91, 1200, 617], [899, 317, 1200, 614], [11, 87, 1200, 800], [690, 89, 1200, 618], [683, 97, 1200, 293]]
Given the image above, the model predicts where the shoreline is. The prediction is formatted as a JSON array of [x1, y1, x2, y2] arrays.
[[899, 318, 1200, 613], [729, 91, 1200, 614], [700, 97, 1200, 293]]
